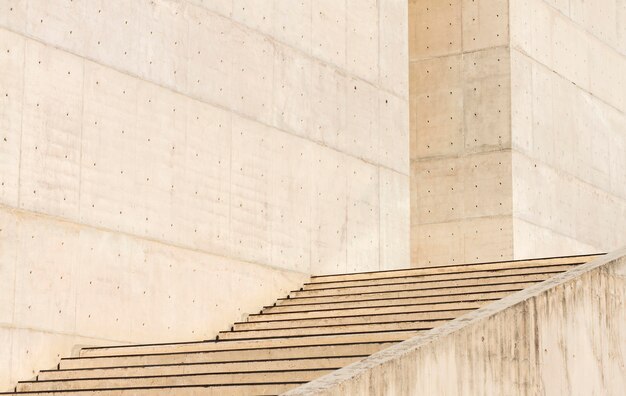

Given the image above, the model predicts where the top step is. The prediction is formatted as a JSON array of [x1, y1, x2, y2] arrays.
[[309, 254, 603, 283]]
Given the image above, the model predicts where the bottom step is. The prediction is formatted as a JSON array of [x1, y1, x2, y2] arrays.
[[3, 382, 301, 396]]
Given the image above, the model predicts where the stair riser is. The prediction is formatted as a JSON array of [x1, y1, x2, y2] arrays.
[[308, 256, 596, 283], [7, 384, 300, 396], [219, 321, 448, 340], [290, 274, 554, 298], [303, 265, 575, 290], [233, 309, 472, 331], [60, 343, 394, 370], [79, 332, 417, 358], [38, 357, 364, 381], [253, 300, 489, 322], [281, 282, 539, 303], [266, 291, 512, 312], [19, 370, 333, 392]]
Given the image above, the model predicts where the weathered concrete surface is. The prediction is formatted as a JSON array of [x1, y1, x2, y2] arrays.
[[409, 0, 514, 266], [0, 0, 409, 390], [409, 0, 626, 265], [0, 205, 308, 387], [510, 0, 626, 258], [284, 248, 626, 395]]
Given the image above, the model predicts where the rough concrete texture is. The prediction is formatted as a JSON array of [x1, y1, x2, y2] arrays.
[[409, 0, 626, 265], [509, 0, 626, 258], [0, 0, 409, 390], [0, 205, 308, 388], [409, 0, 514, 266], [284, 247, 626, 395]]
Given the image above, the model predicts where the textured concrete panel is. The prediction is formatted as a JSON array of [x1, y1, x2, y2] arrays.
[[409, 0, 462, 60], [310, 148, 348, 275], [346, 0, 379, 83], [272, 44, 312, 135], [0, 30, 24, 207], [186, 9, 233, 108], [379, 92, 410, 173], [380, 0, 409, 98], [347, 158, 380, 273], [309, 62, 347, 149], [12, 214, 79, 335], [312, 0, 347, 69], [0, 210, 17, 325], [414, 152, 511, 225], [462, 0, 509, 51], [19, 40, 82, 220], [343, 79, 380, 165], [380, 169, 410, 270]]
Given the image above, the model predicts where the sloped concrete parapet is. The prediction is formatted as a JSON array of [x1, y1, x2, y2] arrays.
[[284, 247, 626, 395]]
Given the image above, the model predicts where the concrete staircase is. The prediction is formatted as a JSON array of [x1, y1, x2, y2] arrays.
[[3, 254, 601, 395]]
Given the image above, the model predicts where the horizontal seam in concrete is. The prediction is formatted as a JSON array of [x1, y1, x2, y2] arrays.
[[0, 203, 309, 277], [283, 247, 626, 395], [408, 44, 510, 63], [511, 149, 626, 202], [0, 26, 409, 177], [413, 214, 512, 227], [510, 47, 625, 115], [187, 0, 408, 100], [410, 147, 513, 163], [416, 213, 513, 227], [536, 0, 626, 58], [510, 216, 598, 250]]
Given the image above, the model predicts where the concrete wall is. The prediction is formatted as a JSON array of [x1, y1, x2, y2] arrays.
[[0, 0, 409, 389], [409, 0, 514, 266], [510, 0, 626, 258], [285, 248, 626, 395], [409, 0, 626, 266]]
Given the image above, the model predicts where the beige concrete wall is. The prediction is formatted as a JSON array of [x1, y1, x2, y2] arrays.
[[409, 0, 626, 265], [409, 0, 514, 266], [510, 0, 626, 258], [285, 248, 626, 395], [0, 0, 409, 389]]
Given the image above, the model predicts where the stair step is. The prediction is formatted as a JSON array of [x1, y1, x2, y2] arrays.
[[277, 282, 538, 305], [18, 369, 333, 392], [309, 255, 599, 283], [60, 342, 396, 370], [79, 332, 417, 358], [253, 300, 490, 321], [233, 309, 472, 331], [290, 275, 551, 298], [2, 383, 300, 395], [303, 264, 575, 290], [218, 321, 447, 340], [265, 290, 512, 312], [38, 356, 366, 381]]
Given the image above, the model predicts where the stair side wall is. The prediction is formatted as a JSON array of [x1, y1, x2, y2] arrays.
[[284, 248, 626, 395]]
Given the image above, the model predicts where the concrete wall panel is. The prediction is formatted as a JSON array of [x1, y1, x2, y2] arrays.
[[380, 169, 410, 270], [312, 0, 347, 69], [19, 40, 83, 221], [347, 158, 380, 273], [346, 0, 379, 83], [380, 0, 409, 98], [0, 30, 24, 207]]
